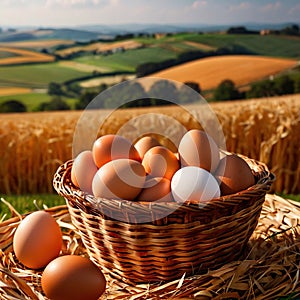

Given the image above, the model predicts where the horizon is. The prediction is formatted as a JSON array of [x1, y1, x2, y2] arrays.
[[1, 0, 300, 28], [1, 21, 299, 31]]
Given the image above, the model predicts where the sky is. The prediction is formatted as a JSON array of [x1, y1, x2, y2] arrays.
[[1, 0, 300, 28]]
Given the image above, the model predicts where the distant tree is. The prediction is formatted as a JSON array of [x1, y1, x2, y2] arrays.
[[98, 83, 108, 93], [213, 79, 240, 101], [177, 50, 205, 63], [67, 82, 82, 96], [247, 75, 295, 99], [178, 82, 202, 104], [76, 91, 99, 110], [274, 75, 294, 95], [294, 76, 300, 93], [148, 79, 179, 105], [48, 82, 64, 96], [0, 100, 27, 113], [281, 24, 300, 36], [41, 48, 49, 54], [38, 97, 70, 111], [184, 81, 201, 94], [104, 82, 147, 108]]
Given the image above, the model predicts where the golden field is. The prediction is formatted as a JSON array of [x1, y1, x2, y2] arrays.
[[55, 40, 142, 57], [0, 87, 32, 96], [0, 47, 55, 65], [0, 94, 299, 195], [0, 39, 74, 50], [150, 55, 298, 90]]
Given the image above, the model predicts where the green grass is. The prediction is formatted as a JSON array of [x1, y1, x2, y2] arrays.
[[1, 193, 299, 221], [0, 194, 66, 220], [156, 41, 208, 53], [0, 92, 78, 111], [277, 193, 300, 202], [1, 32, 300, 100], [75, 46, 178, 72], [178, 33, 300, 59], [136, 32, 300, 59], [0, 62, 90, 89]]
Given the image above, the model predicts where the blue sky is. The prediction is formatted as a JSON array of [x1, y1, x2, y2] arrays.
[[1, 0, 300, 27]]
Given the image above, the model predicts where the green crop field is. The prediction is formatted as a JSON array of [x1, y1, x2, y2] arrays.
[[0, 62, 90, 89], [0, 92, 77, 111], [75, 46, 178, 72], [174, 33, 300, 58], [1, 32, 300, 106], [136, 32, 300, 58]]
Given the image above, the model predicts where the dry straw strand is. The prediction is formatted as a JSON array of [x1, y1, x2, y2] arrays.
[[0, 194, 299, 299]]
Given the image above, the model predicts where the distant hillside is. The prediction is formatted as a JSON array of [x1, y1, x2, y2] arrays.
[[0, 28, 102, 42], [150, 55, 298, 91], [1, 22, 298, 42], [75, 22, 300, 34]]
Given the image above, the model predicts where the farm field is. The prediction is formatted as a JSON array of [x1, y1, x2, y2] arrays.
[[0, 47, 55, 65], [80, 74, 136, 88], [0, 87, 32, 96], [0, 32, 300, 101], [0, 62, 90, 89], [0, 39, 75, 50], [150, 55, 298, 90], [163, 33, 300, 58], [74, 46, 178, 72], [55, 39, 143, 57], [0, 94, 299, 195], [0, 92, 77, 111]]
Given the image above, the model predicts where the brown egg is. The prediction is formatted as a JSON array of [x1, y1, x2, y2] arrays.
[[92, 158, 146, 200], [134, 136, 160, 159], [13, 211, 62, 269], [41, 255, 106, 300], [214, 153, 256, 195], [71, 150, 98, 194], [92, 134, 141, 168], [71, 166, 79, 187], [142, 146, 180, 180], [178, 129, 220, 173], [137, 177, 173, 202]]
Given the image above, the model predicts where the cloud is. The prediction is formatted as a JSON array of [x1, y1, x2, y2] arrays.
[[288, 3, 300, 17], [191, 0, 207, 9], [261, 1, 281, 12], [228, 2, 251, 12], [2, 0, 26, 6], [45, 0, 110, 8]]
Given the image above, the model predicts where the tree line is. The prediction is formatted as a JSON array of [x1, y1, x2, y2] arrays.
[[2, 72, 300, 113]]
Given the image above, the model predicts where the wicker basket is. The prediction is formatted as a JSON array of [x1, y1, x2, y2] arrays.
[[53, 154, 275, 284]]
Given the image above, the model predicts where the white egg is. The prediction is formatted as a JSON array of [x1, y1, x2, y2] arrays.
[[171, 166, 220, 203]]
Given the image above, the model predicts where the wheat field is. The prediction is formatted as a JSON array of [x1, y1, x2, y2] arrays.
[[55, 40, 142, 57], [0, 94, 299, 195], [0, 47, 55, 65], [0, 87, 32, 96], [150, 55, 298, 90], [0, 39, 74, 49]]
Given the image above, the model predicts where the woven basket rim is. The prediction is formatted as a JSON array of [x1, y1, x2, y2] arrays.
[[54, 154, 275, 211]]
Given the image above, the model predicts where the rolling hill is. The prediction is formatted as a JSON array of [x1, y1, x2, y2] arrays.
[[149, 55, 298, 91]]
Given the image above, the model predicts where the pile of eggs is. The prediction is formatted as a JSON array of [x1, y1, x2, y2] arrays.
[[11, 129, 256, 299], [13, 211, 106, 300], [71, 129, 256, 204]]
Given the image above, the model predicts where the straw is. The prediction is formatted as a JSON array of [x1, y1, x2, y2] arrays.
[[0, 194, 299, 299]]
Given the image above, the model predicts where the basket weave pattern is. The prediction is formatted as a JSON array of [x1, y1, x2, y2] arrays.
[[53, 155, 274, 283]]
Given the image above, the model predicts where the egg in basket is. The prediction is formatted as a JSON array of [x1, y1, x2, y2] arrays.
[[53, 128, 274, 283]]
